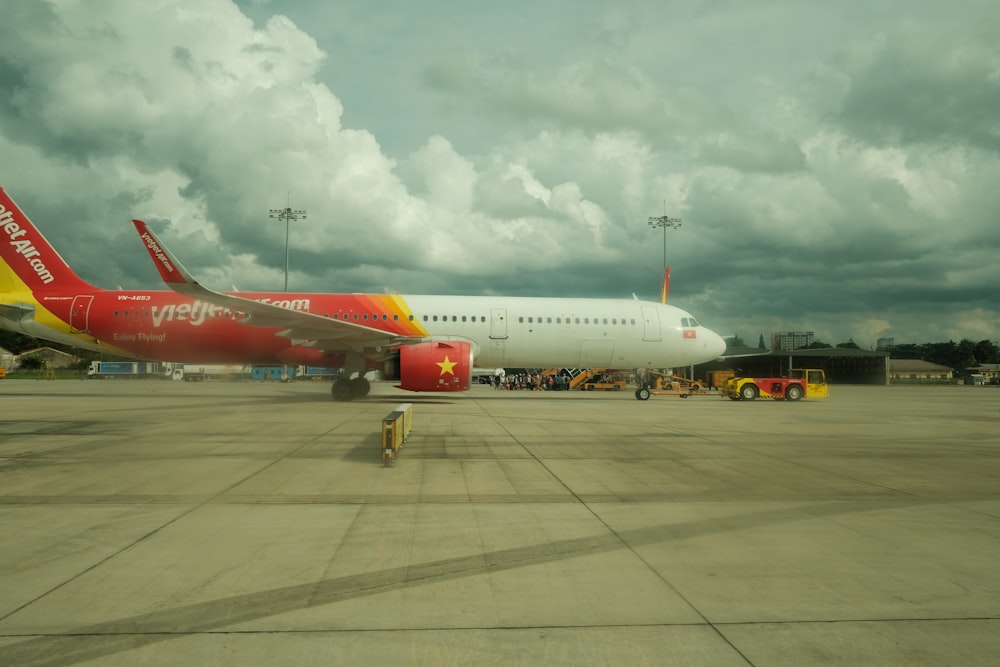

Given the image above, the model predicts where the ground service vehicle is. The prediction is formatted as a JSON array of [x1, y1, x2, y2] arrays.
[[581, 372, 627, 391], [725, 369, 828, 401], [88, 361, 162, 378], [634, 371, 719, 400], [162, 362, 251, 381]]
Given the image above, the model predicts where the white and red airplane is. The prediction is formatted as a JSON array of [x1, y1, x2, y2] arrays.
[[1, 186, 726, 400]]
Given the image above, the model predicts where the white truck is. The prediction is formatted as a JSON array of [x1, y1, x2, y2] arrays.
[[162, 363, 251, 382]]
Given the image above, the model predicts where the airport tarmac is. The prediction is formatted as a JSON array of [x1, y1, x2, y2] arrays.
[[1, 379, 998, 666]]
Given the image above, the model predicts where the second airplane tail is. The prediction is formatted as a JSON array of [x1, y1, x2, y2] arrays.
[[0, 186, 95, 294], [660, 265, 670, 304]]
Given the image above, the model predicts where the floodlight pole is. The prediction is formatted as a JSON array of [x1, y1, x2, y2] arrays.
[[647, 201, 681, 272], [268, 199, 307, 292]]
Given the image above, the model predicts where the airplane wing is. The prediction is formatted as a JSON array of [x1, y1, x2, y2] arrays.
[[132, 220, 419, 356], [0, 301, 35, 326]]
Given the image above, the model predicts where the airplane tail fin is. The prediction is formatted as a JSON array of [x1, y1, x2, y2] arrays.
[[659, 265, 670, 304], [0, 186, 95, 293]]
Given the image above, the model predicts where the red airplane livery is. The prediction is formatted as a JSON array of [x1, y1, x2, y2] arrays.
[[0, 186, 726, 400]]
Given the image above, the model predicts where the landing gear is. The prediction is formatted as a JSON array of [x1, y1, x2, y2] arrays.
[[352, 377, 371, 398], [331, 376, 372, 401], [634, 387, 651, 401], [332, 380, 352, 401]]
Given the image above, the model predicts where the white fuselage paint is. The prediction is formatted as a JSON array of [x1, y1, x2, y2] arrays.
[[401, 295, 726, 370]]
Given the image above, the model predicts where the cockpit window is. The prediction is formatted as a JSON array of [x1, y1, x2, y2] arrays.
[[680, 317, 700, 328]]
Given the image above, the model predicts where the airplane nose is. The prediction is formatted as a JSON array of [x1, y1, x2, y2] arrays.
[[708, 329, 727, 359]]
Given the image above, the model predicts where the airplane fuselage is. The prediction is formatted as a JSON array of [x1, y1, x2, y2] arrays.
[[17, 289, 723, 370]]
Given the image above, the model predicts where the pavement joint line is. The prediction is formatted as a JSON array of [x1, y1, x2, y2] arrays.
[[700, 434, 1000, 519], [470, 395, 757, 666], [4, 614, 999, 640], [0, 412, 357, 627]]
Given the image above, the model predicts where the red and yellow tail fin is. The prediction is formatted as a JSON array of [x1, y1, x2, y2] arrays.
[[0, 186, 94, 293], [659, 265, 670, 304]]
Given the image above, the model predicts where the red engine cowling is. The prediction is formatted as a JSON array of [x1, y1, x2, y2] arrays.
[[390, 340, 473, 392]]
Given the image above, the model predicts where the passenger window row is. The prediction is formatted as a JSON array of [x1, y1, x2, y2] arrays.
[[518, 316, 637, 325], [112, 308, 650, 328]]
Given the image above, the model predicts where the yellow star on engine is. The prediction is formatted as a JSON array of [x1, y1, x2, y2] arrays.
[[436, 355, 457, 376]]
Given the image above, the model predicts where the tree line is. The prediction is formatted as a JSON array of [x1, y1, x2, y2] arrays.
[[803, 337, 999, 374], [885, 339, 999, 372], [1, 330, 40, 354], [732, 333, 1000, 375]]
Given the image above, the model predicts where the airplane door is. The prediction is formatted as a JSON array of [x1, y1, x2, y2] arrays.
[[70, 295, 94, 332], [490, 307, 508, 340], [641, 306, 661, 342]]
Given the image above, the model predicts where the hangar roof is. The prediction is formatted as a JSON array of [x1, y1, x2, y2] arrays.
[[722, 345, 889, 359], [889, 359, 953, 373]]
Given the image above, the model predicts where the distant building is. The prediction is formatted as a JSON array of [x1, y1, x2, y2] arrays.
[[702, 345, 890, 385], [15, 347, 79, 369], [772, 331, 814, 351], [888, 359, 953, 382], [966, 363, 1000, 384], [876, 337, 895, 351], [1, 346, 14, 371]]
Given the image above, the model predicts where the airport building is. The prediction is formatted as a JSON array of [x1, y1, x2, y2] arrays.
[[966, 363, 1000, 384], [14, 346, 78, 369], [772, 331, 814, 351], [696, 345, 891, 385], [888, 359, 954, 382]]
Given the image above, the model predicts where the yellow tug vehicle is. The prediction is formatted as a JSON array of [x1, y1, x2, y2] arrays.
[[725, 369, 828, 401]]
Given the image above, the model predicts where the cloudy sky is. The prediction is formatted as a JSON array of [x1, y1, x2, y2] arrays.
[[2, 0, 998, 347]]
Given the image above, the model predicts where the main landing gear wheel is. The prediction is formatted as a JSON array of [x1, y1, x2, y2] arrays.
[[635, 387, 651, 401], [332, 380, 353, 401], [331, 377, 373, 401], [351, 377, 371, 398]]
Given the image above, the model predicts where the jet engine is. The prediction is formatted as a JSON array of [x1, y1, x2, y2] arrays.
[[385, 340, 473, 392]]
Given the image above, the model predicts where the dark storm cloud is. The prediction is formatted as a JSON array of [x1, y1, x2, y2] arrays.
[[1, 0, 997, 346], [832, 21, 1000, 152]]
